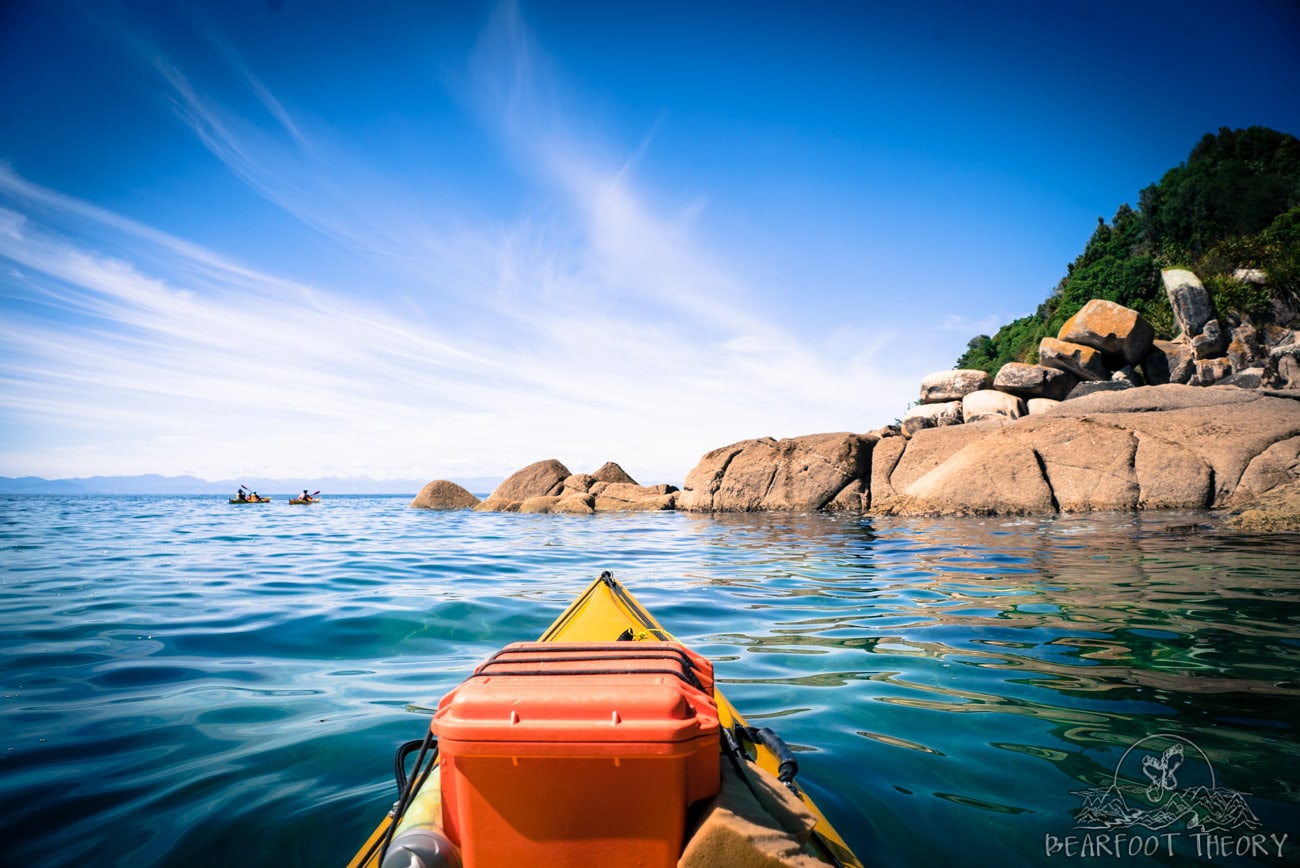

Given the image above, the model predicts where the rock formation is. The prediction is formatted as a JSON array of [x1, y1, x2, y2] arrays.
[[472, 459, 678, 513], [433, 269, 1300, 522], [873, 386, 1299, 515], [675, 269, 1300, 518], [673, 386, 1299, 518]]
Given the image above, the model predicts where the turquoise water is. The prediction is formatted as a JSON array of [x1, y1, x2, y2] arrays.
[[2, 495, 1298, 867]]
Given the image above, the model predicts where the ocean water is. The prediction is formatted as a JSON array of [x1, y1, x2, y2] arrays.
[[1, 494, 1298, 867]]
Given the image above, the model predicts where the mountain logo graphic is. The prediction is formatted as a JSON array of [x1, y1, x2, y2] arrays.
[[1071, 733, 1261, 833]]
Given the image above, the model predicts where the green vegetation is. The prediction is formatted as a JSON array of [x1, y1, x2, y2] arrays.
[[957, 126, 1300, 373]]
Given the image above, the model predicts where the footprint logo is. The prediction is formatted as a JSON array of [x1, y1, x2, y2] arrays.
[[1141, 743, 1184, 802]]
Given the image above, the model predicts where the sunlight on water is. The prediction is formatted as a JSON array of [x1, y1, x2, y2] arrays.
[[1, 497, 1297, 866]]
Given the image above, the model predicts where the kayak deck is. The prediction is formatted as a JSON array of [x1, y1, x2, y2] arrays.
[[347, 572, 862, 868]]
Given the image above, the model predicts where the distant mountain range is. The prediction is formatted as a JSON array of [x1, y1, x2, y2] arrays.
[[1073, 784, 1262, 833], [0, 474, 503, 496]]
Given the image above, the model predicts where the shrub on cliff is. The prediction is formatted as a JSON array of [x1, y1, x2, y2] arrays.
[[958, 127, 1300, 374]]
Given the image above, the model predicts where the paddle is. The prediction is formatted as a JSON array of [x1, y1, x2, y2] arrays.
[[238, 484, 269, 502]]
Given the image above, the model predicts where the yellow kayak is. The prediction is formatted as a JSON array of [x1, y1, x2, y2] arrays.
[[229, 497, 271, 503], [346, 571, 863, 868], [288, 498, 319, 505]]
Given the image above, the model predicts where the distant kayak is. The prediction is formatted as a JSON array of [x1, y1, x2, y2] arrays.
[[288, 498, 319, 505], [229, 497, 271, 503]]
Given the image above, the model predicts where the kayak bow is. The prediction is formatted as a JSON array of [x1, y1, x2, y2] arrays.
[[347, 571, 863, 868]]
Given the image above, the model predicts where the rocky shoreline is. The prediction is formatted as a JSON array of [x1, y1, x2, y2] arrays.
[[414, 269, 1300, 530]]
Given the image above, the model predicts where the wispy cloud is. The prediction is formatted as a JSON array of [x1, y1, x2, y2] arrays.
[[0, 3, 922, 482]]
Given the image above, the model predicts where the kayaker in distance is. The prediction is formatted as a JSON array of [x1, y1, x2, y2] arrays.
[[235, 489, 247, 502], [300, 490, 314, 503]]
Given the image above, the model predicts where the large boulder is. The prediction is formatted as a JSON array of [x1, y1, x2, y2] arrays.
[[1162, 268, 1217, 338], [871, 386, 1300, 515], [477, 459, 571, 511], [1264, 344, 1300, 389], [1057, 299, 1154, 365], [901, 401, 962, 436], [1191, 318, 1227, 359], [1226, 324, 1265, 372], [919, 369, 993, 403], [1038, 337, 1109, 381], [994, 362, 1078, 401], [962, 389, 1025, 423], [1142, 339, 1195, 386], [679, 433, 872, 511], [1192, 357, 1232, 386], [592, 462, 637, 484], [410, 480, 482, 510], [1027, 398, 1061, 415], [591, 481, 678, 511]]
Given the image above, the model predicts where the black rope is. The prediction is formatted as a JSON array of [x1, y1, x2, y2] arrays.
[[393, 738, 427, 794], [376, 730, 438, 865]]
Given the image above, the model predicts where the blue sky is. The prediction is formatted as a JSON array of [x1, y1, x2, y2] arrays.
[[2, 0, 1298, 485]]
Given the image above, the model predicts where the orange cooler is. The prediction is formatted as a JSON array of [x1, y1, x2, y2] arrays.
[[433, 642, 721, 868]]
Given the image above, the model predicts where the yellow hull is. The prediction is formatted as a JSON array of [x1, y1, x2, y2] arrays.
[[347, 572, 863, 868]]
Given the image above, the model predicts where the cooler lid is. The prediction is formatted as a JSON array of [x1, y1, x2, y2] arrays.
[[432, 643, 719, 747]]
